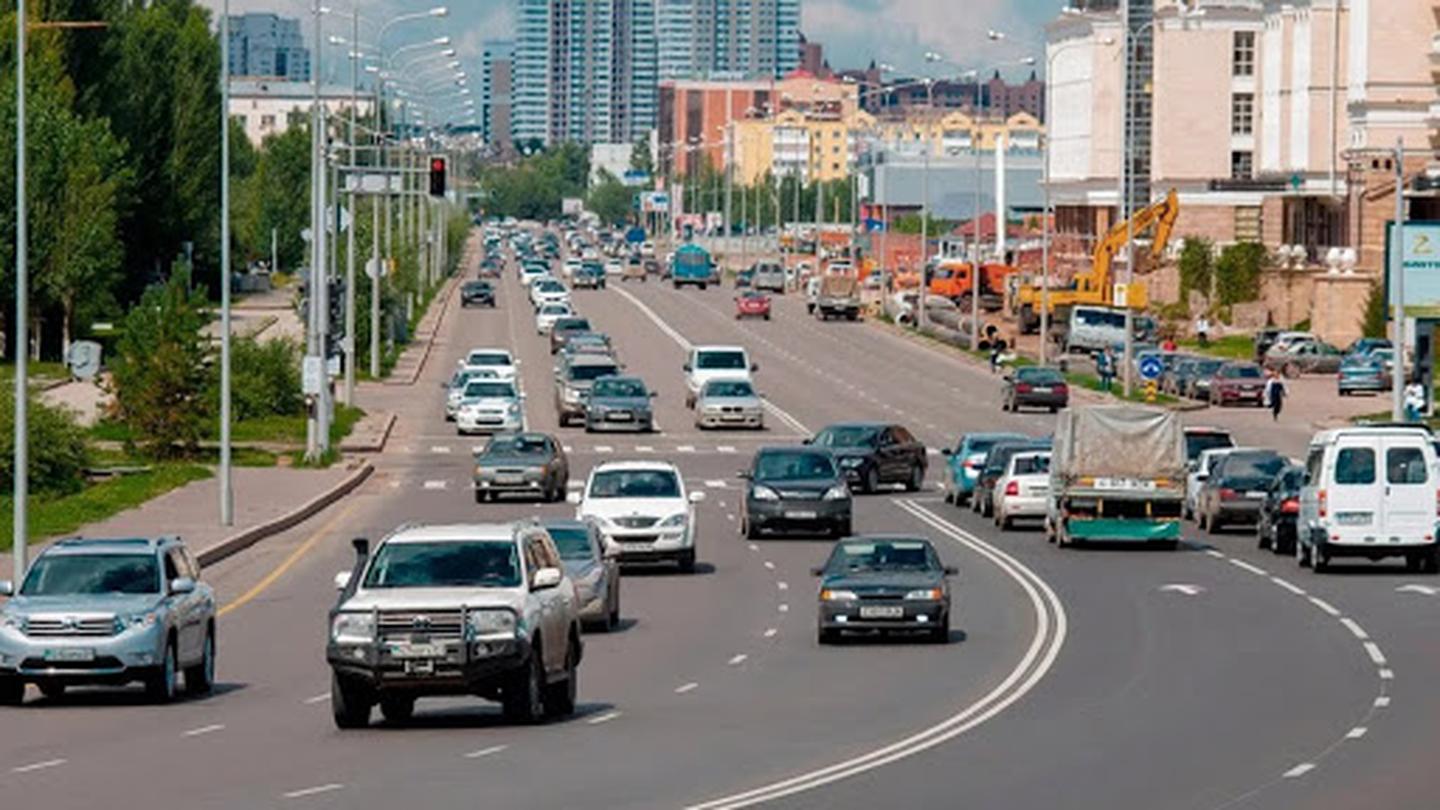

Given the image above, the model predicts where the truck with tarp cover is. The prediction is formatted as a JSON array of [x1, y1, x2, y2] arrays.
[[1047, 405, 1187, 548]]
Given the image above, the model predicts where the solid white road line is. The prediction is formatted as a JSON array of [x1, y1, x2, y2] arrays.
[[464, 745, 509, 759], [283, 784, 344, 799], [1339, 617, 1369, 641], [676, 682, 700, 694], [1308, 596, 1342, 617], [181, 724, 226, 738], [1363, 642, 1387, 666], [1228, 559, 1268, 576], [1282, 763, 1315, 779], [587, 711, 622, 725], [423, 480, 448, 491], [12, 758, 67, 774], [685, 499, 1067, 810], [303, 693, 331, 705]]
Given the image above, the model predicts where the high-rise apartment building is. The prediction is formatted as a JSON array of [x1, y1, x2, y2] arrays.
[[512, 0, 658, 146], [657, 0, 800, 80], [482, 40, 515, 152], [227, 13, 310, 82]]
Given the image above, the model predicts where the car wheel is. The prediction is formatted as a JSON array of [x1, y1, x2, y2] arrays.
[[764, 313, 771, 321], [863, 466, 880, 494], [999, 514, 1012, 531], [502, 647, 547, 725], [1050, 405, 1060, 414], [905, 464, 925, 493], [981, 495, 994, 519], [380, 695, 416, 725], [818, 627, 841, 645], [184, 629, 216, 695], [543, 637, 579, 719], [1208, 514, 1224, 534], [0, 677, 23, 706], [607, 589, 621, 630], [677, 550, 697, 574], [1257, 527, 1271, 550], [943, 488, 955, 505], [927, 623, 949, 644], [38, 682, 65, 700], [145, 639, 179, 703], [1312, 547, 1330, 573], [742, 517, 760, 540], [331, 673, 373, 729]]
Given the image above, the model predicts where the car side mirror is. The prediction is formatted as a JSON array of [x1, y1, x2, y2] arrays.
[[689, 491, 707, 504], [736, 470, 752, 480], [333, 571, 352, 591], [169, 577, 196, 595], [751, 363, 759, 372], [683, 363, 692, 372], [566, 492, 582, 505], [810, 566, 825, 576], [0, 580, 12, 597], [531, 567, 563, 591], [649, 391, 658, 398], [944, 566, 959, 577], [941, 448, 953, 457], [802, 437, 813, 445]]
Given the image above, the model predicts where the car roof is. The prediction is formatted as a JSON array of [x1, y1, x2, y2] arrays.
[[1184, 426, 1232, 434], [693, 345, 747, 353], [47, 537, 177, 555], [824, 421, 889, 430], [569, 354, 621, 367], [1312, 425, 1435, 444], [384, 524, 519, 544], [590, 460, 682, 473], [467, 347, 513, 357], [835, 534, 936, 548]]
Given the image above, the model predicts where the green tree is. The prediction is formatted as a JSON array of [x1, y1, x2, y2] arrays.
[[237, 124, 311, 272], [1178, 236, 1214, 302], [1215, 242, 1267, 307], [111, 261, 211, 458], [0, 392, 89, 496], [629, 137, 653, 176], [587, 170, 634, 226], [216, 336, 302, 421], [1361, 278, 1388, 339]]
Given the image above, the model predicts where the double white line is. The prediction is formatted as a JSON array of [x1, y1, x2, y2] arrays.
[[685, 500, 1068, 809]]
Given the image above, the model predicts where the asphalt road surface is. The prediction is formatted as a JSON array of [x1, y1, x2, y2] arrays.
[[4, 259, 1438, 810]]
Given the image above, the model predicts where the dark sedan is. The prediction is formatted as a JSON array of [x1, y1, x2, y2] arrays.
[[741, 447, 852, 539], [1208, 362, 1266, 407], [1256, 465, 1304, 555], [813, 536, 955, 644], [549, 316, 594, 354], [1179, 358, 1224, 400], [1196, 449, 1288, 532], [1002, 366, 1069, 413], [807, 422, 927, 494], [584, 376, 656, 433], [472, 432, 569, 503], [460, 280, 496, 308], [971, 439, 1050, 518]]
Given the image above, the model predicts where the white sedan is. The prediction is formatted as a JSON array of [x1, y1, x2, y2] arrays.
[[536, 302, 575, 335], [572, 461, 703, 573], [460, 347, 520, 382], [993, 450, 1051, 531]]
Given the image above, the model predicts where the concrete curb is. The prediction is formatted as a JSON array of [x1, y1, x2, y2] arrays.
[[196, 460, 374, 569], [339, 412, 397, 453], [385, 273, 463, 387]]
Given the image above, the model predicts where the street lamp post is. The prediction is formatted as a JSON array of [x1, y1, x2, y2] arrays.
[[219, 1, 233, 525], [13, 0, 29, 579]]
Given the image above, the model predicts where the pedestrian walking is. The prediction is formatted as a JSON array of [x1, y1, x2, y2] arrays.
[[1405, 378, 1427, 423], [1264, 370, 1286, 421], [1195, 314, 1211, 348], [1097, 346, 1115, 393]]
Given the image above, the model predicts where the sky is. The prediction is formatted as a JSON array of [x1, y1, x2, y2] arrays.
[[202, 0, 1060, 124]]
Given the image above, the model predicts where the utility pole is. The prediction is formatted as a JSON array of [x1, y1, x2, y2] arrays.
[[13, 0, 29, 580], [219, 1, 233, 525], [1120, 6, 1136, 398], [1393, 138, 1408, 422], [343, 7, 358, 405]]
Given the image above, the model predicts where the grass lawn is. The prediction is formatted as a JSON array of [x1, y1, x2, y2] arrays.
[[1177, 335, 1253, 361], [91, 405, 365, 448], [0, 464, 213, 550]]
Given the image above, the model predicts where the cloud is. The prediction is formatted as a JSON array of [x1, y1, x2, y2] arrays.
[[801, 0, 1047, 76]]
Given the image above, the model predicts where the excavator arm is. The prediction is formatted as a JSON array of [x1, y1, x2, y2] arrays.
[[1083, 188, 1180, 304]]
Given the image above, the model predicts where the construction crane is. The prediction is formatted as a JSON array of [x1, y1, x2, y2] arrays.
[[1016, 188, 1180, 334]]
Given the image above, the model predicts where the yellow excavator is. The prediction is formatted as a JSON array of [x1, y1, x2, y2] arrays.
[[1016, 188, 1180, 334]]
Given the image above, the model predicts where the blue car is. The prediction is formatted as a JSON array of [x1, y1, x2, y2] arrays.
[[941, 432, 1029, 507], [1337, 349, 1392, 395]]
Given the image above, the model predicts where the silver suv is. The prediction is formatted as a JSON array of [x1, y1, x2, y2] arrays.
[[0, 537, 217, 705], [327, 523, 583, 728]]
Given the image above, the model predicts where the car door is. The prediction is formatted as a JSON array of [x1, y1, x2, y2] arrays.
[[525, 534, 564, 674], [163, 550, 198, 662], [1326, 437, 1382, 544], [551, 438, 569, 492], [1380, 437, 1433, 542], [894, 426, 924, 474]]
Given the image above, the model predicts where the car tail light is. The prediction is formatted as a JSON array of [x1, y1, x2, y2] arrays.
[[1281, 498, 1300, 514], [1004, 481, 1019, 497], [1054, 384, 1069, 394], [1318, 489, 1327, 518], [1435, 489, 1440, 518], [1220, 488, 1237, 501], [1015, 383, 1032, 393]]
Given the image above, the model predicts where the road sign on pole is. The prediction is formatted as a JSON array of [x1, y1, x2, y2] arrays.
[[1138, 354, 1164, 382]]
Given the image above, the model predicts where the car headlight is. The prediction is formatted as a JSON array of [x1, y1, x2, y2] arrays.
[[1, 612, 22, 630], [820, 589, 857, 601], [330, 613, 376, 644], [822, 485, 851, 501], [840, 457, 865, 468], [751, 485, 780, 501], [466, 609, 518, 637], [905, 588, 943, 601], [508, 403, 522, 415], [659, 513, 688, 528], [120, 610, 162, 632], [564, 388, 582, 402]]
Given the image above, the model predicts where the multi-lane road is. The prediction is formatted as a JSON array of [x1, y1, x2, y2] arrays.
[[4, 245, 1440, 809]]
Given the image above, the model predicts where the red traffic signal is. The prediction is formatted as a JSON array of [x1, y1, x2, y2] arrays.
[[428, 155, 447, 197]]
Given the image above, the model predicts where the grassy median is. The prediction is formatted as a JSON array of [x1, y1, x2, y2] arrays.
[[0, 463, 213, 550]]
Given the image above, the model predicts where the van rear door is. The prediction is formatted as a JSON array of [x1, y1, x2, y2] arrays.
[[1327, 436, 1382, 544], [1380, 436, 1434, 543]]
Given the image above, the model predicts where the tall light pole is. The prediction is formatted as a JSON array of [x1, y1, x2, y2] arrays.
[[13, 0, 28, 579], [219, 1, 233, 524], [342, 10, 359, 406], [1392, 138, 1407, 422]]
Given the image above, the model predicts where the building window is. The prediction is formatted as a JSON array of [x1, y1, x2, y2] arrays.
[[1231, 93, 1254, 135], [260, 114, 276, 130], [1232, 31, 1256, 77], [1230, 150, 1253, 179]]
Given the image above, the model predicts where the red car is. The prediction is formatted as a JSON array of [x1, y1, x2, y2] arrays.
[[735, 291, 772, 320]]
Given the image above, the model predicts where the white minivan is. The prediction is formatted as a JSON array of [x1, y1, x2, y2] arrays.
[[1298, 426, 1440, 573], [683, 346, 756, 409]]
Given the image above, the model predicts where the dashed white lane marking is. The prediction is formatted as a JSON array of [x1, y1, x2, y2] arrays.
[[12, 758, 67, 774], [1269, 576, 1306, 596], [464, 745, 508, 759], [1228, 559, 1268, 576], [678, 445, 697, 453], [563, 445, 574, 453], [303, 692, 331, 705], [182, 724, 225, 738], [747, 543, 759, 552], [1282, 763, 1315, 779], [1308, 596, 1342, 617], [423, 480, 448, 491], [718, 446, 737, 454], [763, 561, 776, 570], [1345, 727, 1368, 740], [1375, 696, 1392, 708], [676, 682, 700, 694], [1363, 642, 1387, 666], [637, 446, 656, 453], [778, 603, 789, 613], [1379, 668, 1395, 680], [596, 445, 614, 454], [588, 711, 622, 725], [777, 581, 789, 591], [727, 513, 737, 521], [704, 479, 728, 489], [283, 784, 344, 799], [727, 654, 749, 666], [763, 628, 778, 638], [1339, 617, 1369, 641], [430, 445, 452, 454], [1205, 549, 1227, 559]]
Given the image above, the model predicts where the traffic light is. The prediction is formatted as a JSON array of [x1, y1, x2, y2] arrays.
[[428, 155, 447, 197]]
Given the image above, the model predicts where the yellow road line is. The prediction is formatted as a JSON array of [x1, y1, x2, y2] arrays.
[[218, 502, 358, 618]]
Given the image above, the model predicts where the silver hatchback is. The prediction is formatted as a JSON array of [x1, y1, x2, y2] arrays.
[[0, 537, 217, 704]]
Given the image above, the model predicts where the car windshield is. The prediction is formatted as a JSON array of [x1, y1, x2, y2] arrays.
[[467, 352, 511, 367], [21, 551, 163, 596], [464, 381, 517, 398], [812, 425, 881, 448], [958, 435, 1025, 457], [592, 378, 647, 398], [1012, 454, 1050, 475], [538, 281, 564, 292], [546, 527, 595, 562], [1016, 368, 1064, 384], [696, 351, 747, 370], [1195, 360, 1223, 375], [828, 541, 937, 573], [541, 304, 570, 315], [482, 435, 549, 457], [1220, 365, 1262, 379], [464, 282, 489, 291], [755, 451, 837, 481], [589, 470, 681, 499], [1221, 453, 1287, 481], [569, 363, 621, 381], [555, 318, 590, 332], [1186, 432, 1234, 460], [363, 541, 521, 589], [705, 380, 755, 397]]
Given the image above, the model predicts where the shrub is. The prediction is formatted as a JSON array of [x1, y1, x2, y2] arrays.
[[1178, 237, 1214, 301], [225, 336, 303, 420], [1215, 242, 1267, 307], [1361, 279, 1387, 339], [0, 396, 90, 496]]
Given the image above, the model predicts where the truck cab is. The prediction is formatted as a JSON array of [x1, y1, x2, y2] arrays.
[[671, 244, 716, 290]]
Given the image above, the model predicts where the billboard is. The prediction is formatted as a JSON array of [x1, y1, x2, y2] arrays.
[[1393, 221, 1440, 317], [562, 197, 585, 216]]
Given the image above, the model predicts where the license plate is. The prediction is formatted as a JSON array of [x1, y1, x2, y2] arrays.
[[43, 648, 95, 662], [607, 412, 634, 422], [390, 642, 445, 659], [1245, 491, 1266, 498], [1336, 512, 1373, 526], [859, 605, 905, 619], [786, 510, 818, 520], [1094, 478, 1156, 491], [496, 475, 524, 485], [622, 542, 653, 551], [1034, 386, 1052, 393]]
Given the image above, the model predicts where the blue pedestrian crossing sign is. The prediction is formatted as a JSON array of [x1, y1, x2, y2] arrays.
[[1139, 355, 1164, 381]]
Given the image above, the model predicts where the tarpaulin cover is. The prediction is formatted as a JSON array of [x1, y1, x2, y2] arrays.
[[1052, 406, 1186, 483]]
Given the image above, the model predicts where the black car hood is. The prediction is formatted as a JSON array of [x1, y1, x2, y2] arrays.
[[753, 476, 842, 495], [821, 570, 945, 592]]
